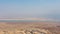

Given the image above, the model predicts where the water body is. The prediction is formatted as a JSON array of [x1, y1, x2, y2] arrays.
[[0, 20, 58, 22], [0, 20, 40, 22]]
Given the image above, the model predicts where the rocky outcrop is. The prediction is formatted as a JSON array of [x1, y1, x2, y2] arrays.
[[0, 28, 52, 34]]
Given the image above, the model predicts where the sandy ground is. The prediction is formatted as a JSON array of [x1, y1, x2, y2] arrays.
[[0, 21, 60, 34]]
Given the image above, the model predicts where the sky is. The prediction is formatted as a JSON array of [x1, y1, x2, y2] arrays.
[[0, 0, 60, 20]]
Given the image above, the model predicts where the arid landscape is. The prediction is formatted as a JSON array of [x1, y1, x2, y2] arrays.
[[0, 21, 60, 34], [0, 0, 60, 34]]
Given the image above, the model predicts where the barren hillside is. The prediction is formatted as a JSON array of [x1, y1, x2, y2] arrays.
[[0, 22, 60, 34]]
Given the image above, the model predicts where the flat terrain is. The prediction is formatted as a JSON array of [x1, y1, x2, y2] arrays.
[[0, 21, 60, 34]]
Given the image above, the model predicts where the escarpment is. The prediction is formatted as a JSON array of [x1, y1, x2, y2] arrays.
[[0, 28, 52, 34], [0, 22, 60, 34]]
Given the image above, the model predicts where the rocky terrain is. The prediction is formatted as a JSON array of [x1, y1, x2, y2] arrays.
[[0, 22, 60, 34]]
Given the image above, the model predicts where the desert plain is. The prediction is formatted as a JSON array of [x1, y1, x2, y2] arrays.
[[0, 21, 60, 34]]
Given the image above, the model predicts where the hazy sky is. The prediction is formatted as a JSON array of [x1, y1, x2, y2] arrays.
[[0, 0, 60, 20]]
